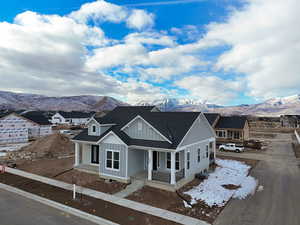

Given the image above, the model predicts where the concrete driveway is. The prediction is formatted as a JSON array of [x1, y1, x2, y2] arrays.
[[214, 133, 300, 225], [0, 189, 98, 225]]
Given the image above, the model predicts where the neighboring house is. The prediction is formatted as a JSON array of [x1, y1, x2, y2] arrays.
[[0, 111, 52, 144], [204, 113, 250, 144], [72, 106, 216, 191], [214, 116, 249, 143], [280, 115, 300, 128], [51, 111, 94, 125]]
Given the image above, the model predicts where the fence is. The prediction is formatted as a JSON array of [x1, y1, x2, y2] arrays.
[[294, 130, 300, 144]]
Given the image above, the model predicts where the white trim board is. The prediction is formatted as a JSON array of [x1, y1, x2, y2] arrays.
[[97, 131, 127, 146], [120, 115, 172, 144]]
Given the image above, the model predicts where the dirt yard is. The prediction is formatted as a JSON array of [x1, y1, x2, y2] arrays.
[[0, 173, 179, 225], [15, 157, 127, 194]]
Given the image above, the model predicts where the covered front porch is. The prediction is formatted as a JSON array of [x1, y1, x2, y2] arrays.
[[128, 147, 187, 190]]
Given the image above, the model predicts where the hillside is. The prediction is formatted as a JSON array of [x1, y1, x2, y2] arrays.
[[0, 91, 128, 112]]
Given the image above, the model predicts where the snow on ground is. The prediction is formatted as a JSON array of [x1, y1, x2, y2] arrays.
[[0, 143, 29, 157], [184, 158, 257, 207]]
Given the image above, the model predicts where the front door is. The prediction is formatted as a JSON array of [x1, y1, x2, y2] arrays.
[[153, 151, 159, 170], [91, 145, 99, 164]]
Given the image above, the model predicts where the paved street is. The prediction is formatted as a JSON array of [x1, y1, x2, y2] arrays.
[[0, 189, 98, 225], [214, 133, 300, 225]]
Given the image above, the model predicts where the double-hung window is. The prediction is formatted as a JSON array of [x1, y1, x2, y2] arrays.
[[166, 152, 180, 170], [197, 148, 201, 163], [106, 150, 120, 170], [206, 145, 209, 158], [187, 151, 190, 170]]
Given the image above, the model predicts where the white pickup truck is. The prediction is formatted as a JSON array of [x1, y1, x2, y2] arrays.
[[219, 143, 244, 153]]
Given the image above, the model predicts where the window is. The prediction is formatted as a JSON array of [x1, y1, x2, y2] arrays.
[[138, 121, 142, 131], [91, 145, 99, 164], [216, 130, 226, 138], [106, 150, 120, 170], [227, 131, 233, 139], [197, 148, 201, 163], [187, 151, 190, 170], [166, 152, 180, 170], [233, 131, 241, 139], [206, 145, 209, 158], [92, 125, 96, 133]]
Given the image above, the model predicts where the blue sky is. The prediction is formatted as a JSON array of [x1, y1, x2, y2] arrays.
[[0, 0, 298, 105]]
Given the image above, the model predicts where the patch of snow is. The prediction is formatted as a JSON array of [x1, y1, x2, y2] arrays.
[[183, 200, 192, 208], [184, 159, 258, 207], [257, 185, 264, 192], [233, 176, 257, 199], [0, 143, 29, 153]]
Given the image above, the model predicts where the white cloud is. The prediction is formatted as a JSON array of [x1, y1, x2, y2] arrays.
[[69, 0, 127, 24], [126, 9, 154, 30], [175, 75, 243, 104], [202, 0, 300, 99]]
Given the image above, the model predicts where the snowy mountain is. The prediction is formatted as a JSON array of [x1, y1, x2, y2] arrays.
[[137, 95, 300, 116], [1, 90, 300, 115], [137, 98, 211, 112], [0, 91, 128, 112]]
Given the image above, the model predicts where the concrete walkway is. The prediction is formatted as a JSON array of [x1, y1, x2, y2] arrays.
[[114, 179, 144, 198], [2, 167, 209, 225]]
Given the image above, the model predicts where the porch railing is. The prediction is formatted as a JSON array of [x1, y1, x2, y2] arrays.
[[152, 169, 185, 183]]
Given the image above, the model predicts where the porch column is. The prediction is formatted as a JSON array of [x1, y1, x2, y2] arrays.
[[148, 150, 153, 181], [170, 151, 176, 185], [75, 142, 79, 166]]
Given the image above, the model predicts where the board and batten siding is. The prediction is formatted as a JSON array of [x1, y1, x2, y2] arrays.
[[88, 120, 111, 136], [99, 142, 127, 178], [184, 140, 210, 179], [81, 143, 92, 164], [179, 115, 215, 148], [127, 148, 145, 177], [123, 117, 165, 141]]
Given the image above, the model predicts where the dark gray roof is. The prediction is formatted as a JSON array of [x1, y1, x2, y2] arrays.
[[73, 106, 201, 149], [21, 111, 52, 125], [58, 111, 94, 119], [215, 116, 248, 129], [204, 113, 220, 126]]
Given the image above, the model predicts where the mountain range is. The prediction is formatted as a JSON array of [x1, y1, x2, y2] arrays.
[[0, 91, 128, 112], [0, 90, 299, 116]]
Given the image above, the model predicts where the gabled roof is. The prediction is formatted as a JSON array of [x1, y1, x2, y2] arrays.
[[204, 113, 220, 126], [57, 111, 94, 119], [21, 111, 51, 125], [73, 106, 201, 149], [215, 116, 248, 129]]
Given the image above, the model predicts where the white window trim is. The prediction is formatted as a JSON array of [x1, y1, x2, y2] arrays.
[[165, 152, 180, 171], [105, 149, 120, 172], [197, 148, 201, 163], [186, 151, 190, 170]]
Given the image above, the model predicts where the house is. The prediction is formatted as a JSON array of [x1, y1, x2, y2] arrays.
[[72, 106, 216, 191], [0, 111, 52, 144], [280, 115, 300, 128], [204, 113, 250, 144], [214, 116, 250, 143], [51, 111, 94, 125]]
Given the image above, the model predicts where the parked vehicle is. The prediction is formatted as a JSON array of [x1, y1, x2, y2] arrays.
[[219, 143, 244, 153], [59, 130, 73, 135]]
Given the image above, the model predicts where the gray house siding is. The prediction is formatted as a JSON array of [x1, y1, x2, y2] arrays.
[[82, 143, 92, 164], [123, 118, 166, 141], [184, 140, 210, 179], [88, 120, 100, 136], [127, 149, 145, 177], [88, 120, 111, 136], [179, 116, 214, 148], [99, 143, 127, 178]]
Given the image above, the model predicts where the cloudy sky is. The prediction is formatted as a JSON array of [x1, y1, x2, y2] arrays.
[[0, 0, 299, 105]]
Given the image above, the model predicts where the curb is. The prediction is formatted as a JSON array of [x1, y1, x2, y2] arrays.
[[0, 183, 119, 225]]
